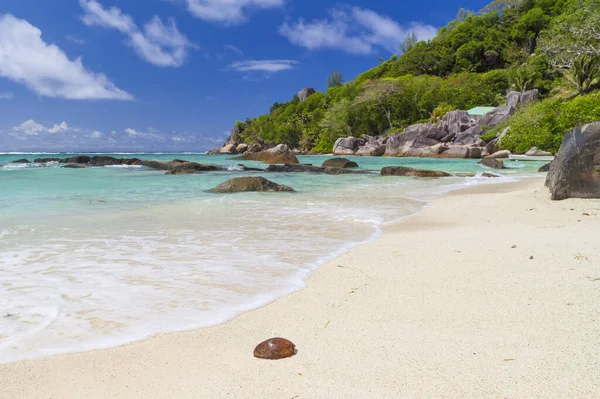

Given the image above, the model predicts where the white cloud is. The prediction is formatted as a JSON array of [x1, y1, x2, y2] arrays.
[[224, 44, 244, 56], [0, 14, 132, 100], [279, 6, 437, 55], [48, 121, 71, 133], [90, 130, 103, 138], [13, 119, 46, 135], [0, 91, 13, 99], [182, 0, 285, 25], [80, 0, 195, 68], [124, 128, 139, 136], [230, 60, 298, 73]]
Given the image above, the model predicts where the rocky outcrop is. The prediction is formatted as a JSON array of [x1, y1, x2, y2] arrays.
[[166, 163, 224, 175], [478, 158, 506, 169], [298, 88, 316, 102], [210, 177, 295, 193], [546, 122, 600, 200], [266, 164, 367, 175], [12, 159, 30, 163], [333, 137, 364, 155], [62, 156, 91, 164], [478, 106, 513, 127], [507, 90, 539, 108], [236, 143, 249, 154], [354, 135, 387, 156], [234, 144, 299, 164], [381, 166, 451, 177], [322, 158, 358, 168], [526, 147, 553, 156]]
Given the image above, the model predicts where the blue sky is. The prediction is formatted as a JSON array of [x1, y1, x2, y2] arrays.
[[0, 0, 488, 152]]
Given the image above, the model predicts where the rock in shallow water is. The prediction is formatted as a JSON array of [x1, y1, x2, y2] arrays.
[[381, 166, 451, 178], [210, 177, 295, 193], [478, 158, 506, 169], [322, 157, 358, 168], [253, 338, 296, 360]]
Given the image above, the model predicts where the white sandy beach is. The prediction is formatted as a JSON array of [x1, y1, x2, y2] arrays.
[[1, 178, 599, 399]]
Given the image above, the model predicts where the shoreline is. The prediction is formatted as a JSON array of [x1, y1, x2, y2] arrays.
[[2, 177, 599, 398]]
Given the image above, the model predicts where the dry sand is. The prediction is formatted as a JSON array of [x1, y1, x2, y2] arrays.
[[1, 178, 599, 398]]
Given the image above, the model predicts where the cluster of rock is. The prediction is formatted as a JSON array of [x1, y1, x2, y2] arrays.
[[210, 177, 294, 193], [334, 90, 539, 159], [232, 144, 299, 164]]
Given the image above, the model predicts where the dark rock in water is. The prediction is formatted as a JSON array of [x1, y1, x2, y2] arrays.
[[253, 338, 296, 360], [485, 150, 511, 159], [166, 162, 225, 175], [63, 164, 87, 169], [546, 122, 600, 200], [236, 164, 265, 172], [322, 158, 358, 168], [34, 158, 62, 163], [478, 158, 506, 169], [233, 144, 299, 165], [62, 156, 91, 164], [210, 177, 295, 193], [538, 163, 551, 172], [141, 160, 188, 170], [88, 156, 142, 166], [266, 164, 366, 175], [381, 166, 451, 178], [482, 172, 500, 178], [12, 159, 30, 164]]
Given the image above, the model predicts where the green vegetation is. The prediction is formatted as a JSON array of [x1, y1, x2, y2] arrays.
[[491, 91, 600, 153], [231, 0, 600, 153]]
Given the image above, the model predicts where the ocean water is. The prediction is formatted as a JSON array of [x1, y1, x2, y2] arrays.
[[0, 153, 546, 363]]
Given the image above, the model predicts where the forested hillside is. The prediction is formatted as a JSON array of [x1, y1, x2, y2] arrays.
[[228, 0, 600, 154]]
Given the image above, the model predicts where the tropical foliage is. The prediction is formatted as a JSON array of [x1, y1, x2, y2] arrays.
[[231, 0, 600, 153]]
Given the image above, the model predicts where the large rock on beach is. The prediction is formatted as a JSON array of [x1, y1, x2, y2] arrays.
[[166, 162, 224, 175], [233, 144, 299, 164], [381, 166, 451, 178], [478, 158, 506, 169], [253, 338, 296, 360], [546, 122, 600, 200], [210, 177, 295, 193], [322, 158, 358, 168]]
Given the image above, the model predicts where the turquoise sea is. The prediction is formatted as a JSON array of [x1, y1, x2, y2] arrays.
[[0, 153, 546, 363]]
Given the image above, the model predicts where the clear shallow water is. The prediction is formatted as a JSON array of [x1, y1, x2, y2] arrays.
[[0, 153, 546, 363]]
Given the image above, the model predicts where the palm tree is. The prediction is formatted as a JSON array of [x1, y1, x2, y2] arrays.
[[563, 55, 600, 96]]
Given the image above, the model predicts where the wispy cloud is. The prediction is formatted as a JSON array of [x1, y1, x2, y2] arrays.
[[279, 6, 437, 54], [224, 44, 244, 56], [180, 0, 285, 25], [66, 34, 85, 44], [0, 92, 13, 99], [0, 14, 131, 100], [230, 59, 298, 73], [80, 0, 196, 68]]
